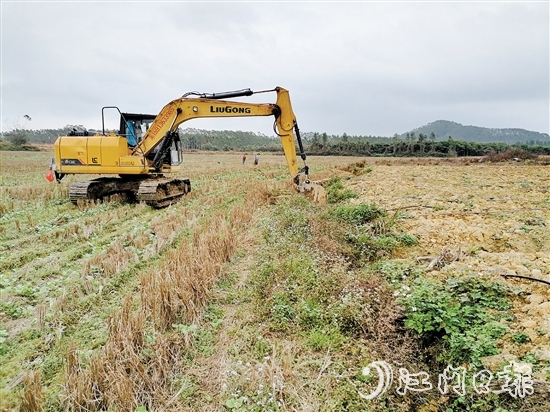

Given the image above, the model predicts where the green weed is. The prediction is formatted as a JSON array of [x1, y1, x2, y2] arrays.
[[325, 177, 358, 203], [330, 203, 386, 225], [372, 260, 423, 285], [303, 326, 345, 351], [0, 329, 8, 356], [401, 276, 511, 366], [344, 232, 416, 261], [511, 332, 530, 344], [326, 203, 417, 263], [0, 300, 26, 319], [269, 292, 297, 332]]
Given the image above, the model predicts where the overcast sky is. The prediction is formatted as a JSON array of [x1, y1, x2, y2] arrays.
[[1, 1, 548, 137]]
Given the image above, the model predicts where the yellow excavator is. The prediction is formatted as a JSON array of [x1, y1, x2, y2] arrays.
[[52, 87, 326, 207]]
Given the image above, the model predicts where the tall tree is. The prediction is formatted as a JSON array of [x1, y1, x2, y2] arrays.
[[392, 133, 400, 154], [429, 132, 436, 153], [418, 133, 426, 154]]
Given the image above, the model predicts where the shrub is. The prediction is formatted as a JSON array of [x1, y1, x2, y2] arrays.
[[330, 204, 386, 225], [483, 148, 538, 162], [401, 276, 511, 366], [325, 177, 358, 203], [5, 130, 28, 147], [342, 160, 373, 176]]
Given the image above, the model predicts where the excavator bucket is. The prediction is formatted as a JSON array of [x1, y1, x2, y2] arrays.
[[297, 180, 327, 204], [293, 170, 327, 204]]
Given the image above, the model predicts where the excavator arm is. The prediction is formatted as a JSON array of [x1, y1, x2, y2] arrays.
[[134, 87, 308, 181]]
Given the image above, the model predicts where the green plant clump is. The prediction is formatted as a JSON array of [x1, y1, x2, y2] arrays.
[[327, 203, 417, 261], [330, 203, 386, 225], [325, 177, 358, 203], [401, 275, 511, 366], [511, 332, 530, 344]]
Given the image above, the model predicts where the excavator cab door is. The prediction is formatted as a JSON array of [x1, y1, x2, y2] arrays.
[[170, 139, 183, 166]]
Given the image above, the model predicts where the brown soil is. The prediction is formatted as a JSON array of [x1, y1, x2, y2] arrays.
[[348, 160, 550, 372]]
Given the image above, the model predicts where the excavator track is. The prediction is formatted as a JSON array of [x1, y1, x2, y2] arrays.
[[137, 178, 191, 208], [69, 177, 191, 208], [69, 178, 141, 205]]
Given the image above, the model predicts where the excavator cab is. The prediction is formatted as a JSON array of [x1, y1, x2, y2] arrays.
[[118, 113, 156, 147], [118, 112, 184, 168]]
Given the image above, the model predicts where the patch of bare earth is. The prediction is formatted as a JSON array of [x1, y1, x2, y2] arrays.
[[348, 161, 550, 378]]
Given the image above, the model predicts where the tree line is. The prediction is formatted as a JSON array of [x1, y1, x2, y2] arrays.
[[2, 127, 549, 157], [401, 120, 550, 144], [303, 131, 550, 157], [307, 138, 550, 157]]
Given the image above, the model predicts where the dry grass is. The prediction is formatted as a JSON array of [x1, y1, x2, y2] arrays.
[[20, 371, 43, 412], [62, 174, 276, 411], [82, 239, 137, 277], [65, 230, 236, 409], [483, 148, 539, 162], [64, 296, 191, 411], [1, 183, 67, 203], [140, 214, 236, 330], [349, 276, 420, 364]]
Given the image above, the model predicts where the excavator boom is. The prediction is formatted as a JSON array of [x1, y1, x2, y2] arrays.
[[132, 87, 304, 178]]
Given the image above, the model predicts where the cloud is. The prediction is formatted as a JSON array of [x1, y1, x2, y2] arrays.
[[1, 1, 548, 136]]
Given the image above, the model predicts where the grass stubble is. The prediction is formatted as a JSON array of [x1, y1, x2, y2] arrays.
[[1, 151, 549, 411]]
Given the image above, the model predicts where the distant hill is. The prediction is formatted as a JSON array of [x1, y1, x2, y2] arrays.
[[400, 120, 550, 144]]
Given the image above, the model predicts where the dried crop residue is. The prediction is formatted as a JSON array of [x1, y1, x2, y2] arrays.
[[349, 161, 550, 363], [183, 230, 261, 410]]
